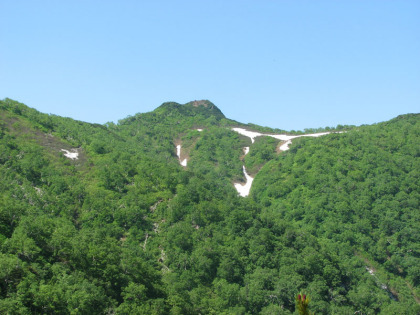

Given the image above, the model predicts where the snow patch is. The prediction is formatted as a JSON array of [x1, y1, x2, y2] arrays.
[[196, 128, 203, 132], [232, 127, 297, 143], [366, 267, 375, 275], [176, 144, 187, 166], [232, 128, 265, 143], [61, 149, 78, 160], [244, 147, 250, 155], [301, 131, 332, 138], [231, 127, 340, 152], [279, 140, 293, 151], [234, 166, 254, 197], [276, 132, 339, 151], [266, 134, 297, 141], [176, 145, 181, 159]]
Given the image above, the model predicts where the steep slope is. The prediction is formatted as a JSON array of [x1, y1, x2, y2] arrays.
[[0, 98, 419, 314], [0, 99, 183, 313], [251, 113, 420, 309]]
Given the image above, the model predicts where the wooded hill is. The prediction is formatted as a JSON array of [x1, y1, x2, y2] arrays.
[[0, 98, 419, 314]]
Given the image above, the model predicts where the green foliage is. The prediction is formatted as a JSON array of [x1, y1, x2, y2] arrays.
[[0, 98, 419, 313], [244, 136, 278, 174]]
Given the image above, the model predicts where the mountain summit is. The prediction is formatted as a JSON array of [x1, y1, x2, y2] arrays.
[[154, 100, 225, 120]]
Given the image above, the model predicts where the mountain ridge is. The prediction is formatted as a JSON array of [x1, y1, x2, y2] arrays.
[[0, 98, 419, 314]]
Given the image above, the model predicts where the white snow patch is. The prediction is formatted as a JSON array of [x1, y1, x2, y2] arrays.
[[232, 128, 264, 143], [196, 128, 203, 132], [176, 144, 187, 166], [231, 128, 341, 152], [244, 147, 250, 155], [279, 140, 293, 151], [266, 134, 297, 141], [276, 131, 340, 151], [61, 149, 78, 160], [234, 166, 254, 197], [366, 267, 375, 275], [232, 128, 337, 147], [232, 127, 298, 142], [300, 131, 333, 138]]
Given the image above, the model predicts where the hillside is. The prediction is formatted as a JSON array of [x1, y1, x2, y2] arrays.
[[0, 98, 419, 314]]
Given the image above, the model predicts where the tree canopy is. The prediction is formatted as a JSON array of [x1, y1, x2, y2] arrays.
[[0, 98, 419, 314]]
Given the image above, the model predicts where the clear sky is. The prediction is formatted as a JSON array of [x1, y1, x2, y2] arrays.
[[1, 1, 419, 131]]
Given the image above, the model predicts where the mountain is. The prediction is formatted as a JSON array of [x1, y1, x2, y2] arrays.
[[154, 100, 226, 120], [0, 98, 419, 314]]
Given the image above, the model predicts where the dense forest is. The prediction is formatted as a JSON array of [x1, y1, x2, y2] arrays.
[[0, 98, 419, 314]]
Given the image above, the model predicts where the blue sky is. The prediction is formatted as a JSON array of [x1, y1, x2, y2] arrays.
[[1, 1, 419, 130]]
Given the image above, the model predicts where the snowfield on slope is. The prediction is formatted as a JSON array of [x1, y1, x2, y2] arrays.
[[232, 127, 340, 196], [61, 149, 79, 160], [232, 127, 298, 143], [232, 127, 335, 151], [234, 166, 254, 197], [278, 140, 292, 151], [176, 145, 187, 166], [177, 128, 340, 196]]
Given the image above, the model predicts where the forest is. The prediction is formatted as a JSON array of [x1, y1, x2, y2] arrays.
[[0, 98, 419, 314]]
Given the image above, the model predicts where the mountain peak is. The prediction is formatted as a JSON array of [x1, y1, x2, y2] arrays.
[[186, 100, 214, 108], [184, 100, 225, 119], [155, 100, 225, 120]]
